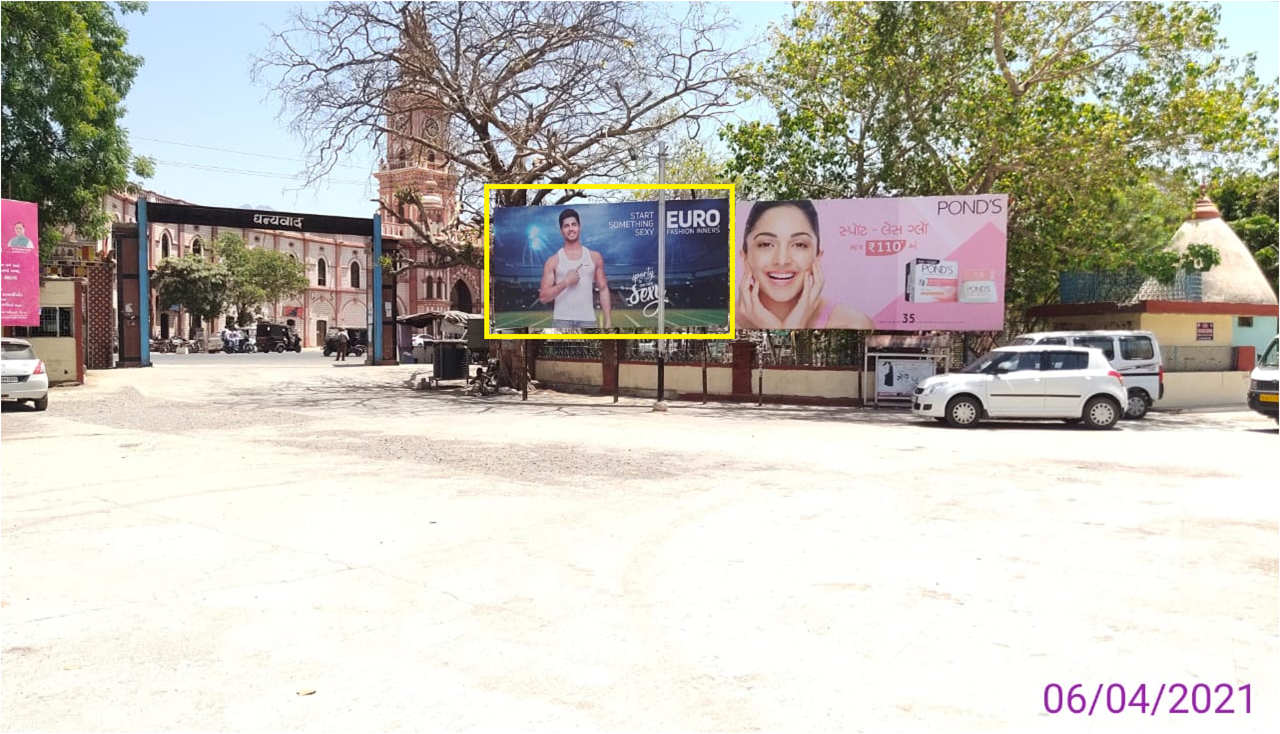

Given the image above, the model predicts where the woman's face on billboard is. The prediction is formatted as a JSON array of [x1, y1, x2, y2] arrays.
[[743, 204, 819, 305]]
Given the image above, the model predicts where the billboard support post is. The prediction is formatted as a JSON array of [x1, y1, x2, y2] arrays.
[[702, 340, 708, 404], [654, 142, 668, 411]]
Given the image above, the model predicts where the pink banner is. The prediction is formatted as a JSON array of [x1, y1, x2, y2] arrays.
[[1, 198, 41, 326], [735, 195, 1008, 331]]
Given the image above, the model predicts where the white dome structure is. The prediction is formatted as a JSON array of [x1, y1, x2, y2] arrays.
[[1139, 194, 1277, 305]]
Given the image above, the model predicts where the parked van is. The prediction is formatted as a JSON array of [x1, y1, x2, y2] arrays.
[[1247, 335, 1278, 422], [1007, 330, 1164, 418]]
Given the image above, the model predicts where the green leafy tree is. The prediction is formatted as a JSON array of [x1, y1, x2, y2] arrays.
[[152, 256, 232, 335], [212, 232, 309, 327], [1, 1, 153, 262], [724, 1, 1277, 322]]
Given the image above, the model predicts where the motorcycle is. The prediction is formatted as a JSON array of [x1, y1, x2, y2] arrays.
[[222, 331, 254, 354]]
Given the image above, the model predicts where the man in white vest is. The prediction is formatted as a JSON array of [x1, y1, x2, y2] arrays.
[[538, 208, 612, 331]]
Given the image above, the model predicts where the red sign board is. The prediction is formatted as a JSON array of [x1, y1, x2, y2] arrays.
[[1196, 321, 1214, 341]]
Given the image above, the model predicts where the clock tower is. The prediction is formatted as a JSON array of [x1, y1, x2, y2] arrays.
[[374, 96, 481, 325], [376, 97, 457, 233]]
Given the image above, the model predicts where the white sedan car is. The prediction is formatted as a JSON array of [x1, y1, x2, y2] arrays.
[[912, 345, 1126, 429], [1, 337, 50, 411]]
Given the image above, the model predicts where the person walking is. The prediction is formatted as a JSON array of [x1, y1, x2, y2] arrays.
[[336, 329, 350, 361]]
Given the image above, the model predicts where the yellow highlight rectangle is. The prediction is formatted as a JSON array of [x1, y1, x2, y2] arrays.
[[483, 183, 736, 340]]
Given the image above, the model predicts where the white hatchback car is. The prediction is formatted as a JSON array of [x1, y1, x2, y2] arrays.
[[1, 337, 50, 411], [912, 345, 1126, 429]]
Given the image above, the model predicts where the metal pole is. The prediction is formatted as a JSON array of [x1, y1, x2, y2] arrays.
[[757, 340, 764, 407], [654, 142, 668, 411], [522, 341, 528, 401], [137, 199, 152, 367], [702, 340, 708, 404], [372, 213, 383, 365]]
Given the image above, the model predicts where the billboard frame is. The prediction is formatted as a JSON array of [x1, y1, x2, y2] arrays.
[[483, 183, 737, 340]]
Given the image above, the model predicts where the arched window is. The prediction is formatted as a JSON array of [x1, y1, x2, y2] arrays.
[[317, 258, 327, 286], [436, 277, 445, 301], [192, 238, 203, 258], [161, 233, 171, 259], [350, 261, 361, 289], [451, 279, 473, 313]]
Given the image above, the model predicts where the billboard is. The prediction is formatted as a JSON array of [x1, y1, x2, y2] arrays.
[[736, 195, 1008, 331], [875, 357, 938, 400], [1, 198, 40, 326], [489, 198, 731, 332]]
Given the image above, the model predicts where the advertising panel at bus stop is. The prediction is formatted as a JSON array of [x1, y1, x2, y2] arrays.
[[735, 195, 1008, 331]]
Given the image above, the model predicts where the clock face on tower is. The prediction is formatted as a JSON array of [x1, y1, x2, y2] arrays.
[[420, 118, 442, 141], [392, 112, 410, 134]]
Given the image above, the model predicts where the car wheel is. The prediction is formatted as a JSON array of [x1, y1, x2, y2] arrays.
[[32, 395, 48, 411], [1124, 390, 1150, 419], [945, 395, 981, 428], [273, 344, 286, 353], [1083, 396, 1120, 429]]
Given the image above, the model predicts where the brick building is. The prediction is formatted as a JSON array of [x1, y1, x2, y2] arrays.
[[89, 103, 481, 349]]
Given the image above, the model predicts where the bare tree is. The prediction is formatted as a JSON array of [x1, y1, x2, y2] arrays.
[[254, 1, 750, 273]]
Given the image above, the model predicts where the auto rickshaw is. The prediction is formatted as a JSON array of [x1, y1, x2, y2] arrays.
[[323, 327, 368, 357], [256, 321, 302, 353]]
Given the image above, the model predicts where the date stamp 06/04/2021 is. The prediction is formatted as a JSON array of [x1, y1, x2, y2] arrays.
[[1043, 683, 1253, 716]]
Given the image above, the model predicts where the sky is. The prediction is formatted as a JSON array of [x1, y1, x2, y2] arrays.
[[115, 1, 1280, 220]]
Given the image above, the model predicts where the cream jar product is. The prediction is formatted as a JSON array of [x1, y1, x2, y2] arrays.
[[905, 258, 958, 302], [959, 269, 998, 303]]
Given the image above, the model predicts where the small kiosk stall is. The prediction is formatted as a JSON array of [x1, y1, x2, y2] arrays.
[[396, 310, 482, 387]]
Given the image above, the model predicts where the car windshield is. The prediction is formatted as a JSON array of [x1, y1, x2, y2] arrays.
[[1261, 339, 1279, 369], [960, 350, 1020, 373], [1, 343, 37, 360]]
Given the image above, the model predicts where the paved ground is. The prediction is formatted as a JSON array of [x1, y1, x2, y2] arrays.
[[2, 352, 1277, 733]]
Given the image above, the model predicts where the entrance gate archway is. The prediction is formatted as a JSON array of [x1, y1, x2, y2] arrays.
[[116, 201, 390, 366], [451, 280, 473, 313]]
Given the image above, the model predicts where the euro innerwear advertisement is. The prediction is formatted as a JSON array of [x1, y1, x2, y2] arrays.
[[735, 195, 1009, 331], [490, 199, 731, 332]]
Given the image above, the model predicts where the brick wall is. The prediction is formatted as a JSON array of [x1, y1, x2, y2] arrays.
[[86, 261, 116, 370]]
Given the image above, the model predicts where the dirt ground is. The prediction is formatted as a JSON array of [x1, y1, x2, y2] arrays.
[[3, 354, 1276, 733]]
